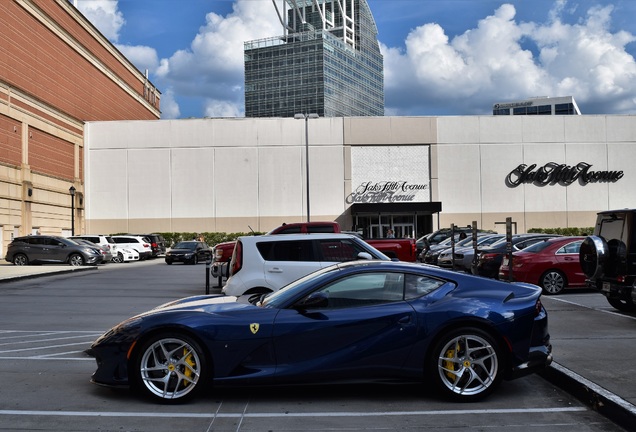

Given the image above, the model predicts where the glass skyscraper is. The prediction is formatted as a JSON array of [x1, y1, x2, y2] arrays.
[[244, 0, 384, 117]]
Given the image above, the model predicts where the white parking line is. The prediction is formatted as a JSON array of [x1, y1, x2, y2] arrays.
[[0, 406, 587, 418], [547, 297, 636, 321]]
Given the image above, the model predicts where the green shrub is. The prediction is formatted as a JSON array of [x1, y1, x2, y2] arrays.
[[527, 227, 593, 236]]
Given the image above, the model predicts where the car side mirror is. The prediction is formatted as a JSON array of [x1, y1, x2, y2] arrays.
[[295, 292, 328, 309], [357, 252, 373, 260]]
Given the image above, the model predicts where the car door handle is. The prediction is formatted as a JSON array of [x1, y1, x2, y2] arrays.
[[268, 267, 283, 273], [398, 315, 411, 325]]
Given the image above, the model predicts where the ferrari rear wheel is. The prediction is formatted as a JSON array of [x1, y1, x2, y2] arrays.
[[429, 327, 502, 402], [132, 333, 207, 403]]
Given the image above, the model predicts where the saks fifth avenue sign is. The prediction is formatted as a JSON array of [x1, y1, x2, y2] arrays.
[[346, 181, 428, 204], [506, 162, 623, 187]]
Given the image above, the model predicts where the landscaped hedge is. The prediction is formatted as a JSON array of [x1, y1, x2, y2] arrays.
[[157, 232, 265, 248], [527, 227, 594, 236]]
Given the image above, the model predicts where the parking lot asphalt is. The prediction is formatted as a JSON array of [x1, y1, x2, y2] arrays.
[[1, 259, 635, 432]]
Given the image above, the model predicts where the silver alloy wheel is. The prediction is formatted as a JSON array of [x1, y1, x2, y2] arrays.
[[112, 253, 123, 263], [13, 254, 28, 266], [436, 333, 499, 397], [139, 337, 202, 401], [69, 254, 84, 266], [541, 271, 565, 294]]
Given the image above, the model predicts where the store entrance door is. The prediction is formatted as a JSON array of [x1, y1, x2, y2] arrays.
[[392, 223, 414, 239]]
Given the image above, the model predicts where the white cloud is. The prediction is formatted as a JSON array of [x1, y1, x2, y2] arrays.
[[115, 44, 159, 75], [154, 0, 280, 110], [384, 3, 636, 115], [159, 88, 181, 119], [204, 99, 243, 118], [74, 0, 125, 42]]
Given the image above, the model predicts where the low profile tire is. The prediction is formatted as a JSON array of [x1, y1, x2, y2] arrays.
[[608, 298, 636, 313], [131, 333, 207, 403], [69, 253, 84, 266], [428, 327, 502, 402], [191, 256, 198, 265], [166, 260, 172, 265], [540, 270, 566, 295], [112, 253, 123, 263], [13, 254, 29, 266]]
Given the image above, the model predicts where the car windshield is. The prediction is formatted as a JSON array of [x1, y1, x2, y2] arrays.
[[174, 242, 196, 250], [259, 264, 343, 308]]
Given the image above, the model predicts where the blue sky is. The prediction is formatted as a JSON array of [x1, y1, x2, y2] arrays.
[[74, 0, 636, 118]]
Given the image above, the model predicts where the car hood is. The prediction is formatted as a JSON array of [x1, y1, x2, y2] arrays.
[[147, 294, 243, 314], [168, 248, 197, 253]]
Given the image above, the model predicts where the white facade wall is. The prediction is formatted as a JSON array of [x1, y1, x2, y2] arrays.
[[84, 115, 636, 236]]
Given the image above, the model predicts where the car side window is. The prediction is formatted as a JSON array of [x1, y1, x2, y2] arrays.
[[311, 272, 405, 308], [404, 274, 447, 299], [558, 241, 582, 254], [257, 240, 315, 262], [317, 239, 366, 262]]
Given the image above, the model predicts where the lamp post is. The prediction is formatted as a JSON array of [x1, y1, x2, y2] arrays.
[[294, 113, 319, 222], [69, 185, 76, 235]]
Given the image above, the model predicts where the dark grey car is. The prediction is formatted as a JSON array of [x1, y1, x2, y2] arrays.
[[4, 235, 103, 266]]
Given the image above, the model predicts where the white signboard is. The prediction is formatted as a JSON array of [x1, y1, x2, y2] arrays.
[[349, 146, 431, 204]]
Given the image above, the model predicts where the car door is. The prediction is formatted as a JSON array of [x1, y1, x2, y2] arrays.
[[271, 272, 418, 382], [42, 238, 67, 263], [554, 240, 586, 286], [261, 240, 323, 289]]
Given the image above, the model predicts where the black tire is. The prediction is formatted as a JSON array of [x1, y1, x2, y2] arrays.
[[130, 332, 208, 403], [13, 254, 29, 266], [191, 255, 198, 265], [112, 252, 123, 263], [540, 270, 566, 295], [166, 260, 172, 265], [428, 327, 503, 402], [68, 253, 84, 266], [608, 298, 636, 312]]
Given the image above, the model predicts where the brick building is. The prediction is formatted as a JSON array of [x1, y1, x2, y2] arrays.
[[0, 0, 160, 256]]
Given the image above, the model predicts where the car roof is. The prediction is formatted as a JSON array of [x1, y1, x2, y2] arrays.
[[238, 233, 360, 242]]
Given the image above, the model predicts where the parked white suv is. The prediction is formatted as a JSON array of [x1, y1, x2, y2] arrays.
[[69, 235, 117, 262], [111, 235, 153, 260], [222, 233, 390, 297]]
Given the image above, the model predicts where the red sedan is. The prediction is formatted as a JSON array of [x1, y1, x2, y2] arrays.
[[498, 236, 585, 295]]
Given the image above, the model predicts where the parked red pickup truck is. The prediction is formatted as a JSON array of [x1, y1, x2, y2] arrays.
[[211, 221, 417, 281]]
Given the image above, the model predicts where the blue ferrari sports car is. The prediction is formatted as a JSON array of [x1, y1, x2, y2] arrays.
[[86, 260, 552, 403]]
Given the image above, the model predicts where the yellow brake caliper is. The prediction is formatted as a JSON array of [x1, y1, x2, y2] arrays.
[[444, 340, 462, 381], [183, 347, 195, 387]]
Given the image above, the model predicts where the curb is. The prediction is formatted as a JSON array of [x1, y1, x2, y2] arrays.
[[540, 362, 636, 432], [0, 266, 98, 283]]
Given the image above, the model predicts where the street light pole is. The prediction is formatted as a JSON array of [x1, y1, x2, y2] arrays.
[[294, 113, 319, 222], [69, 185, 76, 235]]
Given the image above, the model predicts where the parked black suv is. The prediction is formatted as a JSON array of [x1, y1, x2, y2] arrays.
[[579, 209, 636, 312]]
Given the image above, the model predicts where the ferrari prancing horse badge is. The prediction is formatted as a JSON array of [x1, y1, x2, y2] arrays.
[[250, 323, 259, 334]]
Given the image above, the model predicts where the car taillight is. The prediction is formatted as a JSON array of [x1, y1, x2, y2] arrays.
[[535, 298, 543, 317], [214, 248, 223, 261], [231, 242, 243, 275], [480, 253, 498, 261], [144, 243, 150, 248], [151, 242, 157, 248]]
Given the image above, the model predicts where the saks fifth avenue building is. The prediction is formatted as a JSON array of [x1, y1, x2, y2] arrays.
[[84, 114, 634, 238]]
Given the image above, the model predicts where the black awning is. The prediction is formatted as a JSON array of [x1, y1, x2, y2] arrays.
[[350, 202, 442, 214]]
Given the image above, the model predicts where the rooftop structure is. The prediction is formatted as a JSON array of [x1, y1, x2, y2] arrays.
[[493, 96, 581, 116]]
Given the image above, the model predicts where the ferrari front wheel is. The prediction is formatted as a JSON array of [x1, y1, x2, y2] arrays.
[[132, 333, 207, 403], [428, 327, 502, 402]]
